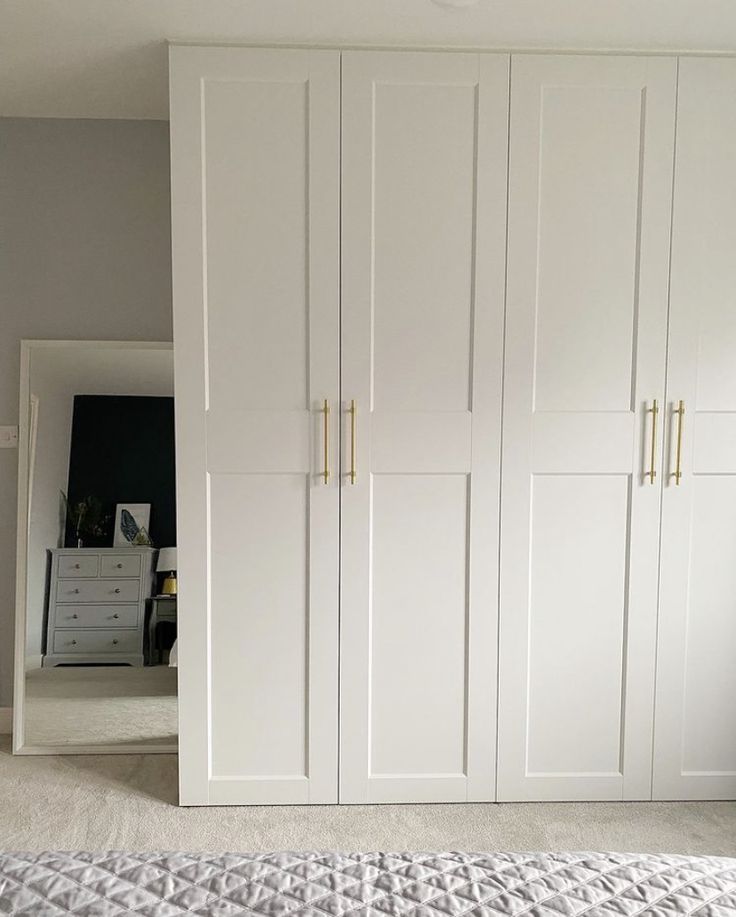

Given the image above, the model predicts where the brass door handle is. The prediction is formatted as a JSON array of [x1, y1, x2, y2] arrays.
[[672, 400, 685, 485], [646, 399, 658, 484], [349, 400, 357, 485], [322, 399, 330, 484]]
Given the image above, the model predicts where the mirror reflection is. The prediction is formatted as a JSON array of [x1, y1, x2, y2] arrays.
[[22, 342, 177, 751]]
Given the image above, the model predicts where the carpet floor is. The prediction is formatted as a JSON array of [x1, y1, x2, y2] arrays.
[[24, 666, 177, 747], [0, 737, 734, 854]]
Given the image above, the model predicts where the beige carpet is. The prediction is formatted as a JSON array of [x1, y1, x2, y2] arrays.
[[0, 737, 734, 854], [24, 666, 177, 747]]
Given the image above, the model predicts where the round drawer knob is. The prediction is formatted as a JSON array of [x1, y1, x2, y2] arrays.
[[72, 588, 79, 594], [114, 588, 121, 594], [70, 640, 77, 646], [112, 613, 119, 619], [112, 639, 118, 645], [116, 563, 123, 569], [72, 614, 78, 619], [73, 563, 80, 569]]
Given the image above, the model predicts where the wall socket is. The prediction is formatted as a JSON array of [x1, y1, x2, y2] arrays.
[[0, 426, 19, 448]]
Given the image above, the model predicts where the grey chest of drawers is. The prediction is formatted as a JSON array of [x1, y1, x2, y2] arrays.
[[43, 547, 156, 667]]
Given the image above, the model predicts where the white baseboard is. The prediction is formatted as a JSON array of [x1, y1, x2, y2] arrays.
[[0, 708, 12, 735], [25, 654, 42, 672]]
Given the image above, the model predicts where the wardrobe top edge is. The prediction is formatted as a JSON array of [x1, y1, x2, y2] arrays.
[[166, 41, 736, 59]]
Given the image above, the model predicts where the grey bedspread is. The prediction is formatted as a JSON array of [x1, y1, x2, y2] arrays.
[[1, 851, 735, 916]]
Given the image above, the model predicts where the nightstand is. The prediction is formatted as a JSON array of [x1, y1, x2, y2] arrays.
[[144, 596, 178, 665]]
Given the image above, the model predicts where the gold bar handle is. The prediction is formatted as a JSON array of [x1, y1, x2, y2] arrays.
[[349, 399, 357, 485], [672, 400, 685, 485], [646, 399, 658, 484], [322, 399, 329, 484]]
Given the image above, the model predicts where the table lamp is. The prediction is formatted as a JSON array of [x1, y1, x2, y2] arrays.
[[156, 547, 177, 596]]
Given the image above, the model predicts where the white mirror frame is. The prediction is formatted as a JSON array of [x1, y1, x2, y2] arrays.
[[13, 340, 176, 756]]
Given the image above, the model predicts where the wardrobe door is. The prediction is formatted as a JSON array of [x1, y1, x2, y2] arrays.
[[170, 47, 340, 805], [653, 58, 736, 801], [340, 51, 509, 803], [498, 56, 676, 801]]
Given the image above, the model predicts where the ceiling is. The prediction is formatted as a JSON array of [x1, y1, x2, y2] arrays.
[[1, 0, 735, 120]]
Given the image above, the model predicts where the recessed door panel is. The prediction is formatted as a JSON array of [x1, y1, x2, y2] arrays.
[[204, 80, 309, 415], [653, 57, 736, 800], [527, 475, 630, 777], [171, 46, 339, 805], [499, 55, 676, 801], [209, 473, 308, 779], [370, 474, 468, 777], [372, 83, 476, 413], [681, 478, 736, 775], [533, 87, 643, 413], [340, 51, 509, 803]]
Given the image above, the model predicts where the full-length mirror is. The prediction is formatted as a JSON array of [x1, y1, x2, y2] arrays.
[[14, 340, 177, 753]]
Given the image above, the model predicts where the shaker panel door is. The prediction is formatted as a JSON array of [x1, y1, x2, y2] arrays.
[[340, 51, 509, 803], [498, 54, 676, 801], [653, 58, 736, 800], [171, 46, 340, 805]]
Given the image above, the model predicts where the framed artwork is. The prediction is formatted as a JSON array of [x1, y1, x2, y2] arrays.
[[113, 503, 151, 546]]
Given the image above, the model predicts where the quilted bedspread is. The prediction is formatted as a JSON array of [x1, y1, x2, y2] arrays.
[[1, 851, 735, 916]]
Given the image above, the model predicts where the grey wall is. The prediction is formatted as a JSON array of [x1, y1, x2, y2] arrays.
[[0, 118, 173, 706]]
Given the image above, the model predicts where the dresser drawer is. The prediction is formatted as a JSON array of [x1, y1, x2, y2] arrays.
[[53, 629, 141, 655], [100, 554, 142, 578], [55, 579, 140, 604], [57, 554, 99, 578], [53, 604, 139, 629]]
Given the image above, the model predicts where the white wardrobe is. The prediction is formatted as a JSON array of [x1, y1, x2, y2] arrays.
[[169, 46, 736, 805]]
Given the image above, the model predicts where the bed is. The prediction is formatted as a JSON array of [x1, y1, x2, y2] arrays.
[[1, 851, 735, 915]]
